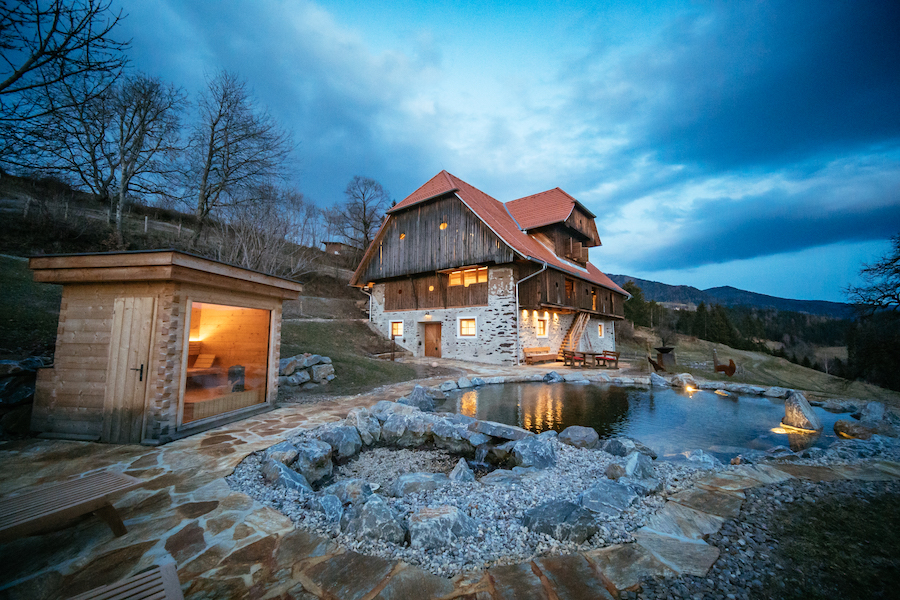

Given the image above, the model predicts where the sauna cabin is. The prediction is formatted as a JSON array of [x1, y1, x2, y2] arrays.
[[29, 250, 302, 445]]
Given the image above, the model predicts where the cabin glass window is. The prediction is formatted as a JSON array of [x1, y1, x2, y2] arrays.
[[458, 317, 477, 337], [391, 320, 403, 338], [598, 323, 605, 338], [182, 301, 270, 425], [448, 266, 488, 287], [591, 288, 598, 311], [537, 318, 548, 338]]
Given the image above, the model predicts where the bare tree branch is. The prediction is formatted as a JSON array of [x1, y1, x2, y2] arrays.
[[332, 175, 390, 251], [846, 233, 900, 315]]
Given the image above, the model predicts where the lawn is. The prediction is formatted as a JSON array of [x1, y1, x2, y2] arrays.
[[0, 254, 62, 358], [279, 320, 418, 396]]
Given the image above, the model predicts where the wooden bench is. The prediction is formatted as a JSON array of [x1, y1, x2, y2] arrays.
[[524, 346, 557, 365], [599, 350, 620, 369], [0, 471, 142, 543], [67, 562, 184, 600], [561, 350, 584, 367]]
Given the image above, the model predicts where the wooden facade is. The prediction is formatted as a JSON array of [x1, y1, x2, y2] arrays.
[[382, 273, 489, 311], [518, 268, 624, 319], [356, 195, 516, 283], [30, 250, 301, 445]]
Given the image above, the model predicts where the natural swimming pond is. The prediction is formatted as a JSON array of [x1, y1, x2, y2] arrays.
[[437, 382, 847, 462]]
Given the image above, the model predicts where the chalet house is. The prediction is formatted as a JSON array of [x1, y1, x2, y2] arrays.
[[350, 171, 628, 365]]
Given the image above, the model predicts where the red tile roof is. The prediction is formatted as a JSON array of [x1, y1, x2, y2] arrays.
[[383, 171, 626, 296], [506, 187, 591, 230]]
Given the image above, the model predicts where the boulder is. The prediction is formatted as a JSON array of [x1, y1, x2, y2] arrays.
[[342, 495, 406, 544], [319, 426, 363, 460], [439, 380, 458, 392], [397, 385, 436, 412], [558, 426, 599, 449], [671, 373, 697, 388], [393, 472, 450, 496], [278, 356, 302, 377], [409, 505, 477, 550], [543, 371, 565, 383], [562, 372, 589, 382], [471, 377, 486, 387], [469, 420, 533, 441], [482, 440, 517, 465], [457, 377, 473, 389], [322, 479, 374, 506], [480, 469, 525, 486], [580, 480, 639, 517], [449, 458, 475, 482], [317, 494, 344, 523], [620, 476, 664, 496], [395, 413, 432, 447], [482, 376, 506, 385], [288, 370, 312, 385], [511, 435, 557, 469], [602, 437, 658, 459], [310, 363, 335, 383], [782, 391, 823, 432], [344, 407, 382, 446], [265, 441, 299, 466], [294, 439, 334, 484], [683, 449, 724, 469], [299, 354, 324, 368], [624, 451, 655, 479], [381, 413, 412, 446], [763, 386, 791, 399], [522, 500, 599, 543], [431, 420, 473, 456], [834, 419, 896, 440], [371, 400, 420, 423], [859, 401, 886, 423], [650, 373, 669, 387], [261, 459, 312, 492]]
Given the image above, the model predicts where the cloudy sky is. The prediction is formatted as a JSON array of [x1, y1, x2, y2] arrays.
[[116, 0, 900, 302]]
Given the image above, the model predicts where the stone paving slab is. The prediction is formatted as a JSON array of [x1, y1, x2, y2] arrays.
[[373, 564, 457, 600], [642, 501, 726, 540], [633, 530, 720, 577], [733, 463, 795, 485], [533, 554, 615, 600], [829, 463, 900, 481], [769, 464, 845, 481], [583, 543, 675, 592], [693, 471, 765, 493], [871, 460, 900, 478], [668, 487, 745, 518], [487, 562, 549, 600], [301, 550, 397, 600]]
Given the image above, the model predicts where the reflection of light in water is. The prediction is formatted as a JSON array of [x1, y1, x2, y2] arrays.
[[520, 386, 563, 432], [460, 391, 478, 418]]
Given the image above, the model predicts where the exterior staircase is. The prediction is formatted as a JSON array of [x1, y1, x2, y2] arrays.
[[558, 311, 590, 358]]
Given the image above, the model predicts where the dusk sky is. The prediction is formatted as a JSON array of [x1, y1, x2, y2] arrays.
[[116, 0, 900, 303]]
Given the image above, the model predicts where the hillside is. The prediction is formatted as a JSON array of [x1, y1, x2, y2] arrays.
[[608, 274, 853, 318]]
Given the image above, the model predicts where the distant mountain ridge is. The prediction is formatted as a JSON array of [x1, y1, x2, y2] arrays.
[[607, 274, 853, 319]]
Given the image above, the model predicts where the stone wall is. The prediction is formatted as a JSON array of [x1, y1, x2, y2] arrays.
[[370, 267, 519, 365]]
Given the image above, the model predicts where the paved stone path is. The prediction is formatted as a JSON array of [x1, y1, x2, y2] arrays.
[[1, 362, 899, 599]]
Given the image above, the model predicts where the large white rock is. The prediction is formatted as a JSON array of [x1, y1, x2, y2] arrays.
[[782, 391, 823, 432]]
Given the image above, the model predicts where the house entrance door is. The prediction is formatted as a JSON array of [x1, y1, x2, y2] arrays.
[[102, 296, 156, 443], [424, 323, 441, 358]]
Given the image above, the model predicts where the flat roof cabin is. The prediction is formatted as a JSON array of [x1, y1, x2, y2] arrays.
[[29, 250, 302, 445]]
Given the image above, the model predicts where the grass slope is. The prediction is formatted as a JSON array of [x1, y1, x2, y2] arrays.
[[619, 327, 900, 407], [0, 255, 61, 358]]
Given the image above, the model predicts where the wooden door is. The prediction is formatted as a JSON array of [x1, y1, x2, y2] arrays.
[[424, 323, 441, 358], [102, 296, 156, 443]]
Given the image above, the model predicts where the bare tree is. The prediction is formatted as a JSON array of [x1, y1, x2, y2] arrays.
[[213, 183, 316, 278], [40, 73, 184, 232], [184, 70, 293, 241], [0, 0, 127, 164], [333, 175, 391, 251], [846, 233, 900, 315]]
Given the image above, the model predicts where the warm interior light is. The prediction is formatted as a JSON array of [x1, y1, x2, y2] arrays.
[[399, 233, 406, 239], [429, 285, 434, 292], [440, 222, 448, 230], [189, 336, 201, 342]]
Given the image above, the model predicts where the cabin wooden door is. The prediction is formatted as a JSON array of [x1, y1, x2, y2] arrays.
[[424, 323, 441, 358], [102, 296, 156, 443]]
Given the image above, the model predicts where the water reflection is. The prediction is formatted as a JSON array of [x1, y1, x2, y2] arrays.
[[439, 382, 845, 463]]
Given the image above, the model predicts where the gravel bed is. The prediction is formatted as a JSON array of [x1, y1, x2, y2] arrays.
[[228, 437, 709, 577], [634, 477, 900, 600]]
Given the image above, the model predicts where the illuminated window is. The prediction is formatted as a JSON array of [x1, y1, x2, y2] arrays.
[[391, 321, 403, 338], [440, 222, 448, 230], [537, 318, 548, 338], [458, 317, 477, 337], [399, 233, 406, 240], [598, 323, 604, 338], [448, 266, 488, 287]]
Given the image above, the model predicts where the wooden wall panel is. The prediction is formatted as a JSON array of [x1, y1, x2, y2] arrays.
[[383, 275, 489, 311], [359, 195, 516, 282]]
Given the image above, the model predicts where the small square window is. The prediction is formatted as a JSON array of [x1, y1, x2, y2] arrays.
[[459, 317, 477, 337], [537, 318, 548, 338], [598, 323, 604, 338], [391, 321, 403, 338]]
